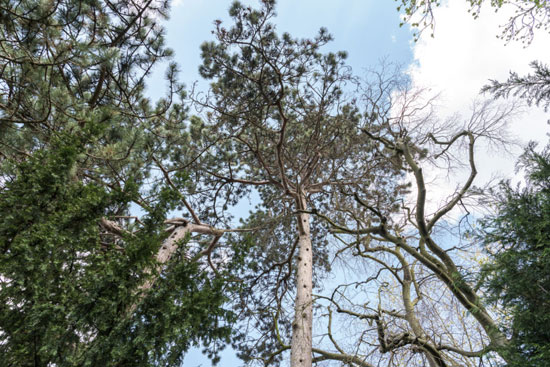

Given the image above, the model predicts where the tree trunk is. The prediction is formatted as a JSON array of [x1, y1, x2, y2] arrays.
[[290, 196, 313, 367]]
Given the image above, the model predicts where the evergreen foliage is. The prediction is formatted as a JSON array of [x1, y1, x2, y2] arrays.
[[192, 1, 408, 362], [483, 61, 550, 111], [0, 1, 241, 365], [481, 142, 550, 367]]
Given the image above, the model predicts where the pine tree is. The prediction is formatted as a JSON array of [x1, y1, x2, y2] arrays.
[[193, 2, 405, 365]]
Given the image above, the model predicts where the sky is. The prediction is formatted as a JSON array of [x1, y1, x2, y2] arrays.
[[407, 0, 550, 207], [146, 0, 550, 365], [148, 0, 414, 99]]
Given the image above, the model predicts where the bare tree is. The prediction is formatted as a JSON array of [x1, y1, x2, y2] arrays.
[[303, 80, 522, 366]]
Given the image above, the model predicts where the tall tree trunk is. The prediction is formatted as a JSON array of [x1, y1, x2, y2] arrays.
[[290, 195, 313, 367]]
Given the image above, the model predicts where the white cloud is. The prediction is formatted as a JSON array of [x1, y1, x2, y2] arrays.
[[406, 0, 550, 214], [408, 0, 549, 137]]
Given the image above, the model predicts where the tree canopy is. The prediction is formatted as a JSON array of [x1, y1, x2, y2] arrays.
[[0, 0, 547, 366], [480, 142, 550, 367], [0, 1, 242, 365]]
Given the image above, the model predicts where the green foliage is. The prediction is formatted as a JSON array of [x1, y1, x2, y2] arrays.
[[480, 142, 550, 366], [0, 0, 241, 365], [0, 135, 238, 366], [0, 0, 189, 194], [193, 1, 409, 362], [0, 136, 129, 366]]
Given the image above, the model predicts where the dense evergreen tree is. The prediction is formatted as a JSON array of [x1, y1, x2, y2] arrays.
[[480, 142, 550, 367], [473, 3, 550, 364], [0, 133, 239, 366], [0, 1, 241, 365]]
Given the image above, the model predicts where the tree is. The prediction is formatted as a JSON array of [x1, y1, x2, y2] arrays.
[[392, 4, 550, 364], [483, 60, 550, 111], [480, 142, 550, 366], [0, 0, 243, 365], [0, 133, 241, 366], [189, 2, 406, 366], [479, 51, 550, 364], [395, 0, 550, 43], [0, 1, 535, 366], [475, 5, 550, 365], [185, 2, 528, 366], [304, 89, 522, 366]]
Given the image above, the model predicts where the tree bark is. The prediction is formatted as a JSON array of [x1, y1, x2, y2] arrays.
[[290, 197, 313, 367], [122, 219, 222, 314]]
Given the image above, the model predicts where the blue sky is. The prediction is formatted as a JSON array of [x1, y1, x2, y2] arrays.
[[145, 1, 550, 365], [148, 0, 414, 102]]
